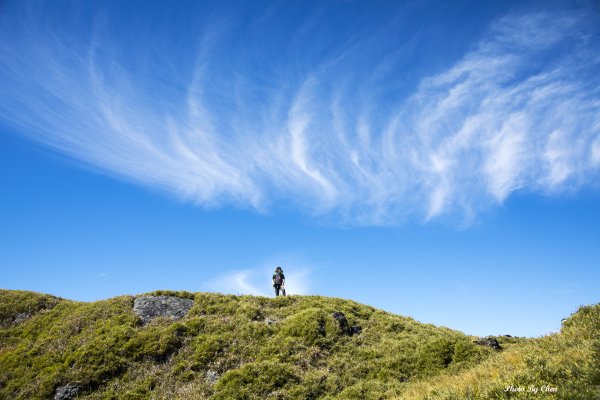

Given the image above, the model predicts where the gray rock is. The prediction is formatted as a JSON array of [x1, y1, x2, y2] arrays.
[[13, 312, 30, 324], [205, 369, 219, 384], [331, 311, 362, 336], [54, 384, 81, 400], [133, 296, 194, 325], [474, 336, 503, 351]]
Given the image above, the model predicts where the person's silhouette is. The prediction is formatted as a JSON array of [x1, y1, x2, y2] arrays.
[[272, 266, 286, 296]]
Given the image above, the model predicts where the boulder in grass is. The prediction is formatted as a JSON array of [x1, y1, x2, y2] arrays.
[[332, 311, 362, 336], [133, 296, 194, 325], [13, 312, 30, 324], [205, 369, 219, 385], [54, 384, 81, 400], [474, 336, 503, 351]]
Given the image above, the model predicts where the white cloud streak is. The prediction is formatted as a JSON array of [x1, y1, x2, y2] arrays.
[[206, 264, 313, 297], [1, 5, 599, 225]]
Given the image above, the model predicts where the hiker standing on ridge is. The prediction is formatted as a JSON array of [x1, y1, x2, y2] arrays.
[[272, 266, 286, 296]]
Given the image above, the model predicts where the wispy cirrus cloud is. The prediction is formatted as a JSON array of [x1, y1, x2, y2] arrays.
[[1, 3, 599, 225]]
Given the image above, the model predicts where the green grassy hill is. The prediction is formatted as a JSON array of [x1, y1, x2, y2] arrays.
[[0, 289, 598, 399]]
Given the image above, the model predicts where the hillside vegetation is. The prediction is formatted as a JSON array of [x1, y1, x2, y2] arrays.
[[0, 289, 598, 399]]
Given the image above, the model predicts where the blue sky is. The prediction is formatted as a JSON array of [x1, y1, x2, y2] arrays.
[[1, 0, 599, 337]]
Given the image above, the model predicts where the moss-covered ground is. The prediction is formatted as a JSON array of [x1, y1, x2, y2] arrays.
[[0, 289, 598, 399]]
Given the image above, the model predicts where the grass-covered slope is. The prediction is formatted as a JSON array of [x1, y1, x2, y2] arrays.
[[0, 289, 598, 399]]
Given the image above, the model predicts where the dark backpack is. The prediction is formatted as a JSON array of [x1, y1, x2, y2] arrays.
[[273, 273, 283, 285]]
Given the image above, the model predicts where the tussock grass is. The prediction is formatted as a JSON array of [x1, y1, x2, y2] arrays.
[[0, 289, 597, 399], [400, 304, 600, 399]]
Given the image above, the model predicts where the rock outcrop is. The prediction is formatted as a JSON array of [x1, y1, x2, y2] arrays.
[[53, 384, 81, 400], [133, 296, 194, 325], [205, 370, 219, 385], [474, 336, 503, 351], [332, 311, 362, 336], [13, 312, 30, 324]]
